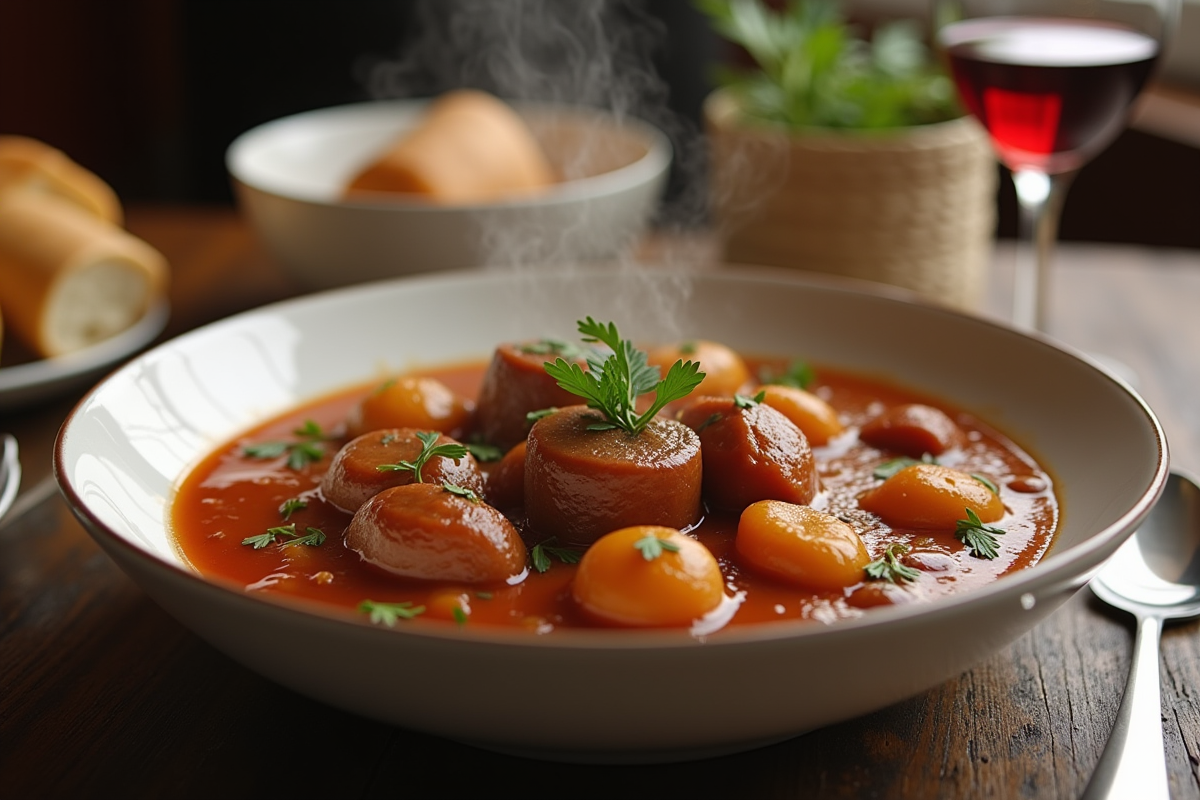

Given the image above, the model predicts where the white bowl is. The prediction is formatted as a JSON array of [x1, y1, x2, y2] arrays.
[[54, 266, 1167, 763], [226, 100, 672, 289]]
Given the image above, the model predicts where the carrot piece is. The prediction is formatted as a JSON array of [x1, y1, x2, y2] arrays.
[[736, 501, 870, 590], [758, 384, 844, 446], [859, 464, 1004, 529], [572, 526, 724, 627], [347, 376, 473, 440]]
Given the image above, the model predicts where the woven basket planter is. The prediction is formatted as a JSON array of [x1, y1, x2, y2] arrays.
[[705, 89, 997, 311]]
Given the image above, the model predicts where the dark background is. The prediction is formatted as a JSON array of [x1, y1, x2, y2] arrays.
[[1, 0, 1196, 245]]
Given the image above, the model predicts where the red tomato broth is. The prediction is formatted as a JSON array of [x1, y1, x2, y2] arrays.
[[169, 356, 1058, 633]]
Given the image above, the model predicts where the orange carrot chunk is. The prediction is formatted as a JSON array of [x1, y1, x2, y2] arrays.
[[572, 526, 725, 628], [859, 463, 1004, 529], [346, 376, 473, 440], [758, 384, 844, 446], [736, 500, 870, 590]]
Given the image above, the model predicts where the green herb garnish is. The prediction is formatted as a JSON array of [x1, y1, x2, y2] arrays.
[[543, 317, 704, 435], [465, 440, 503, 463], [376, 430, 468, 483], [734, 390, 766, 409], [972, 473, 1000, 495], [518, 338, 589, 360], [634, 533, 682, 561], [242, 420, 331, 470], [241, 523, 325, 550], [452, 606, 469, 626], [864, 543, 921, 583], [530, 537, 585, 573], [278, 497, 307, 520], [443, 483, 481, 502], [526, 408, 558, 425], [759, 359, 815, 390], [359, 600, 426, 626], [279, 527, 326, 549], [696, 0, 960, 129], [956, 508, 1006, 560], [873, 453, 937, 480]]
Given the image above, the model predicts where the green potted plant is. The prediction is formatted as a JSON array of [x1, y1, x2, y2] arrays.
[[698, 0, 996, 311]]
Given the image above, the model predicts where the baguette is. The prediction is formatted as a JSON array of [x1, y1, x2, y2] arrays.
[[344, 89, 555, 204], [0, 135, 123, 224], [0, 192, 166, 358]]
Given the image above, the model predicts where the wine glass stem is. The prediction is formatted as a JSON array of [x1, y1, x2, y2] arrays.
[[1011, 168, 1076, 333]]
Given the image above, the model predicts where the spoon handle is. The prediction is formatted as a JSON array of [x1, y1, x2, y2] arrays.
[[1082, 613, 1169, 800]]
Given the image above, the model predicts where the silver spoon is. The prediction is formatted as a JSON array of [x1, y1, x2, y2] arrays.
[[0, 434, 19, 522], [1082, 469, 1200, 800]]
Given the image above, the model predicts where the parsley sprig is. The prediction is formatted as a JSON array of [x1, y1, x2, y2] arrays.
[[442, 483, 481, 502], [241, 523, 326, 550], [543, 318, 704, 435], [530, 537, 585, 573], [376, 430, 468, 483], [873, 454, 936, 480], [734, 390, 766, 409], [242, 420, 332, 470], [864, 543, 921, 583], [759, 359, 815, 390], [518, 338, 590, 360], [359, 600, 425, 626], [278, 497, 307, 520], [634, 532, 682, 561], [956, 508, 1006, 560]]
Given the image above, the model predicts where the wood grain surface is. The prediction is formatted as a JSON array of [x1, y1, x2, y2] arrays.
[[2, 207, 1198, 799]]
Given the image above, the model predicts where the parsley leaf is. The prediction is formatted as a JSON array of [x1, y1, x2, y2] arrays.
[[873, 453, 937, 480], [956, 508, 1006, 559], [759, 359, 815, 390], [376, 430, 468, 483], [633, 532, 682, 561], [734, 390, 766, 409], [530, 537, 585, 573], [543, 318, 704, 436], [278, 497, 307, 520], [466, 440, 503, 463], [359, 600, 425, 626], [242, 419, 331, 470], [452, 606, 469, 626], [864, 543, 921, 583], [243, 523, 326, 550], [241, 531, 279, 550], [526, 408, 558, 425], [443, 483, 481, 502], [279, 527, 326, 548], [518, 338, 589, 360], [972, 473, 1000, 495]]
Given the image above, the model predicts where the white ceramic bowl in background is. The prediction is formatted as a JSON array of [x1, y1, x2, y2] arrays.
[[226, 100, 672, 289], [54, 266, 1167, 763]]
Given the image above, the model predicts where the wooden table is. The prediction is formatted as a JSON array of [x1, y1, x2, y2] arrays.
[[3, 206, 1199, 799]]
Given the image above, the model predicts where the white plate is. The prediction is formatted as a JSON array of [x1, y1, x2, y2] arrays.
[[0, 297, 169, 411], [55, 266, 1167, 763]]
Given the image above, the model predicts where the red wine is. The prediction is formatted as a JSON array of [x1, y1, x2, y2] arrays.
[[940, 17, 1158, 173]]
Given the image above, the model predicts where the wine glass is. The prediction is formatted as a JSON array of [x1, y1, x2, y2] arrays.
[[933, 0, 1181, 334]]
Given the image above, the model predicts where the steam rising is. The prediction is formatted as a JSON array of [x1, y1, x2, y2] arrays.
[[356, 0, 711, 339]]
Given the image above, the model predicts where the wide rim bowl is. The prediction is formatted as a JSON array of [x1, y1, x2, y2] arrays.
[[54, 265, 1168, 762]]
